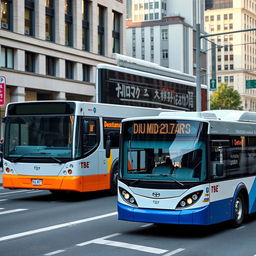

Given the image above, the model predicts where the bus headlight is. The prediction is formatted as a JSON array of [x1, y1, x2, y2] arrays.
[[176, 191, 203, 209], [119, 187, 138, 206]]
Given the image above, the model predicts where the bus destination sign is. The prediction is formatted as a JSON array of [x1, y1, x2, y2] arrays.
[[133, 122, 191, 135]]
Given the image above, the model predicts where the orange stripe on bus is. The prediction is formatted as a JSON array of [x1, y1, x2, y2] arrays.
[[3, 173, 111, 192]]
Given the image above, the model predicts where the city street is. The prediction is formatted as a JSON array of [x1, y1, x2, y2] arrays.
[[0, 187, 256, 256]]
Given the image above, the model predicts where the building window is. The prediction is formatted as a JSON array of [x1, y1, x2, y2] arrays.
[[217, 55, 221, 61], [205, 16, 209, 22], [144, 14, 148, 20], [0, 0, 13, 30], [218, 65, 221, 70], [65, 60, 74, 79], [149, 13, 153, 20], [98, 5, 105, 55], [0, 46, 14, 68], [229, 44, 233, 51], [210, 15, 214, 21], [113, 11, 121, 54], [65, 0, 73, 46], [162, 49, 168, 59], [25, 0, 35, 36], [155, 13, 159, 19], [230, 54, 234, 61], [229, 13, 233, 19], [230, 76, 234, 82], [45, 0, 55, 41], [46, 56, 56, 76], [82, 64, 90, 82], [25, 51, 36, 72], [218, 76, 221, 82], [217, 15, 221, 20], [230, 64, 234, 70], [224, 64, 228, 70], [224, 76, 228, 82], [161, 29, 168, 40], [82, 0, 90, 51], [224, 55, 228, 61], [224, 14, 228, 20]]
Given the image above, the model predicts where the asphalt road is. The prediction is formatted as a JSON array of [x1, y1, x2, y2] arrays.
[[0, 187, 256, 256]]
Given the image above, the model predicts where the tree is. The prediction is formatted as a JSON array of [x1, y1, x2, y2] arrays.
[[210, 83, 243, 110]]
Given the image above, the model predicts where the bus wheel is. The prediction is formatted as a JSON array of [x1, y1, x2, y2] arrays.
[[110, 164, 119, 195], [232, 193, 245, 227]]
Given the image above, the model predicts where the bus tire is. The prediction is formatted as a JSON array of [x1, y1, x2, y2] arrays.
[[232, 193, 245, 227], [110, 163, 119, 195]]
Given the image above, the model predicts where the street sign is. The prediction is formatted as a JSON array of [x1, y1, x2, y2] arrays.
[[0, 76, 6, 106], [210, 79, 217, 91], [246, 80, 256, 89]]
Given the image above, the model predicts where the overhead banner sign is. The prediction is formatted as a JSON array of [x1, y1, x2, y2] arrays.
[[97, 68, 206, 111], [0, 76, 6, 106]]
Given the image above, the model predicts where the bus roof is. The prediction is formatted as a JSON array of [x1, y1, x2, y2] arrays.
[[5, 100, 173, 119]]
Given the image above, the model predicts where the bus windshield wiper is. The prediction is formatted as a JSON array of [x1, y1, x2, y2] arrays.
[[145, 174, 185, 187], [11, 153, 62, 163], [12, 154, 29, 162]]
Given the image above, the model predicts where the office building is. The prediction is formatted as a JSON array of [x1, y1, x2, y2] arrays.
[[205, 0, 256, 110], [126, 0, 207, 81], [0, 0, 126, 135]]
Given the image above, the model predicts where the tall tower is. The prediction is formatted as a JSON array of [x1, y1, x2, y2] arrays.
[[205, 0, 256, 111]]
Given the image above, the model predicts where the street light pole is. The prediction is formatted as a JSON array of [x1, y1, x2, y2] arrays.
[[196, 23, 201, 112]]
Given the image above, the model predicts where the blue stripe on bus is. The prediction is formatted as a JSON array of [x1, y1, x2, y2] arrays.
[[249, 178, 256, 213], [118, 202, 210, 225], [118, 197, 237, 225]]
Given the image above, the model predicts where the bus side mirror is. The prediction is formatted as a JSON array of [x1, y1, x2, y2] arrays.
[[216, 163, 224, 177], [83, 120, 90, 134], [106, 136, 111, 158]]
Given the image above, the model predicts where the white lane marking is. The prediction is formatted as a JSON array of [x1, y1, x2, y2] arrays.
[[0, 209, 28, 215], [77, 233, 168, 254], [236, 225, 246, 230], [0, 199, 7, 202], [95, 239, 168, 254], [0, 211, 117, 242], [77, 233, 121, 246], [163, 248, 185, 256], [140, 223, 153, 228], [25, 190, 44, 194], [0, 190, 28, 196], [44, 250, 65, 256]]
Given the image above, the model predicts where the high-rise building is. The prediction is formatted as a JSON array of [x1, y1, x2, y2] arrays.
[[126, 0, 207, 80], [205, 0, 256, 111], [0, 0, 126, 135]]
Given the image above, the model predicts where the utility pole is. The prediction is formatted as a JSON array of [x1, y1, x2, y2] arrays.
[[196, 27, 256, 112]]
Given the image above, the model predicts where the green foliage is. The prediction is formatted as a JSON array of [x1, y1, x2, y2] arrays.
[[210, 83, 243, 110]]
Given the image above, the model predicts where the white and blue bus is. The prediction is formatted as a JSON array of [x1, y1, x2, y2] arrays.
[[118, 110, 256, 226]]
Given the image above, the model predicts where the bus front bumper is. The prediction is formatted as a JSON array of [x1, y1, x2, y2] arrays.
[[118, 202, 210, 225]]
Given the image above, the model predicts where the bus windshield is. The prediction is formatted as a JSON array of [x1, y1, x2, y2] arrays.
[[121, 120, 208, 182], [4, 116, 74, 162]]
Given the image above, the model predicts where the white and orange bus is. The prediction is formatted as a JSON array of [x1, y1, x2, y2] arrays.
[[2, 101, 170, 194]]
